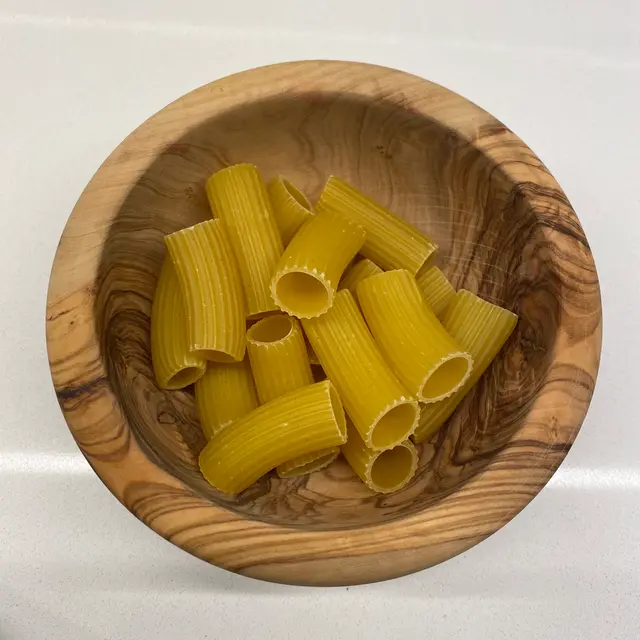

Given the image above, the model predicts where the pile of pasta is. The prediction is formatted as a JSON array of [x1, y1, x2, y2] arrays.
[[151, 164, 518, 494]]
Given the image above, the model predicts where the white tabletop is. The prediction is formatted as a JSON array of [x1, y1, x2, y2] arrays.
[[1, 1, 638, 638]]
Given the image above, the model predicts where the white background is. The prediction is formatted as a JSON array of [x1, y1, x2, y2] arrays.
[[1, 1, 639, 638]]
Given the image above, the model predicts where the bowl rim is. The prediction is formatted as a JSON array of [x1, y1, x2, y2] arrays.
[[45, 60, 602, 586]]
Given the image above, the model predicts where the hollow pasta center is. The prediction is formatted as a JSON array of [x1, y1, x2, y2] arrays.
[[421, 355, 471, 401], [249, 314, 293, 343], [275, 272, 329, 317], [370, 446, 414, 490], [370, 402, 417, 450]]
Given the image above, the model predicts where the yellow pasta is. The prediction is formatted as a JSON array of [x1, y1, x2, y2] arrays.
[[268, 176, 313, 245], [413, 290, 518, 443], [342, 422, 417, 493], [206, 164, 283, 317], [165, 220, 245, 362], [339, 258, 383, 295], [195, 360, 258, 439], [302, 290, 419, 451], [271, 208, 365, 318], [357, 270, 472, 404], [151, 259, 207, 389], [277, 447, 340, 478], [315, 176, 438, 275], [416, 265, 456, 318], [199, 380, 347, 494], [246, 314, 313, 405]]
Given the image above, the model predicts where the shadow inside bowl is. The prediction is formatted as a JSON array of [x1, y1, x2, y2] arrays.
[[94, 92, 560, 531]]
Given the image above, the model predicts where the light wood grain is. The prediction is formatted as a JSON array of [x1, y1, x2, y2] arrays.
[[46, 61, 602, 586]]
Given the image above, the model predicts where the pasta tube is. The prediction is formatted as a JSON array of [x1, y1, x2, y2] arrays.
[[302, 290, 419, 451], [268, 176, 313, 245], [416, 265, 456, 318], [413, 290, 518, 443], [271, 208, 365, 318], [206, 164, 283, 317], [151, 259, 206, 389], [199, 380, 347, 494], [316, 176, 438, 275], [339, 258, 383, 296], [357, 270, 472, 403], [165, 220, 245, 362], [342, 422, 417, 493], [246, 314, 313, 405], [195, 360, 258, 439], [277, 447, 340, 478]]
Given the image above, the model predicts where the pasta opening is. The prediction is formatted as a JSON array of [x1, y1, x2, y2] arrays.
[[248, 314, 293, 344], [420, 355, 472, 401], [370, 402, 418, 450], [275, 272, 330, 317], [283, 179, 312, 210], [370, 445, 415, 492], [328, 383, 347, 440], [167, 367, 204, 389]]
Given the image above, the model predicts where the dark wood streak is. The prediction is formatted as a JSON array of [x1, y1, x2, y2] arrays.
[[46, 61, 602, 586]]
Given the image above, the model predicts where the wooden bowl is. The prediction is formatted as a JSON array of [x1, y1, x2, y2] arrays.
[[46, 61, 602, 586]]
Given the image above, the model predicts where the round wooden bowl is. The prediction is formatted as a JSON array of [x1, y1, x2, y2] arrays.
[[46, 61, 602, 586]]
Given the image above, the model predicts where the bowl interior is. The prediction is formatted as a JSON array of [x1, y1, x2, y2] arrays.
[[96, 91, 558, 530]]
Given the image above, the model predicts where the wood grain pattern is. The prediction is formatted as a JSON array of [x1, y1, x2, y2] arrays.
[[46, 61, 602, 586]]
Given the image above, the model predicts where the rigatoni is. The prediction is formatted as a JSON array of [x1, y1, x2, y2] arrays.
[[339, 258, 383, 295], [195, 360, 258, 439], [165, 220, 245, 362], [416, 265, 456, 318], [302, 289, 419, 451], [413, 290, 518, 443], [271, 208, 365, 318], [342, 422, 417, 494], [316, 176, 438, 275], [151, 259, 206, 389], [206, 164, 283, 317], [358, 270, 472, 403], [199, 380, 347, 493], [268, 176, 313, 245], [246, 314, 313, 405], [277, 447, 340, 478]]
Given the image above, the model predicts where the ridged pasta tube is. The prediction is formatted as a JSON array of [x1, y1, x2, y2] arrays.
[[268, 176, 313, 245], [206, 164, 283, 317], [416, 266, 456, 318], [151, 259, 206, 389], [199, 380, 347, 493], [339, 258, 383, 296], [316, 176, 438, 275], [165, 220, 245, 362], [195, 360, 258, 439], [302, 290, 419, 451], [414, 290, 518, 443], [271, 208, 365, 318], [357, 270, 473, 404]]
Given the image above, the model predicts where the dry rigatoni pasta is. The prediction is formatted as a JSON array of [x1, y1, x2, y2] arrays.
[[302, 289, 418, 451], [268, 176, 313, 245], [416, 265, 456, 318], [357, 270, 472, 403], [165, 220, 245, 362], [277, 447, 340, 478], [199, 380, 347, 493], [195, 360, 258, 439], [151, 259, 206, 389], [246, 314, 313, 405], [414, 290, 518, 443], [339, 258, 383, 296], [272, 208, 365, 318], [342, 422, 417, 493], [206, 164, 283, 317], [316, 176, 438, 275]]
